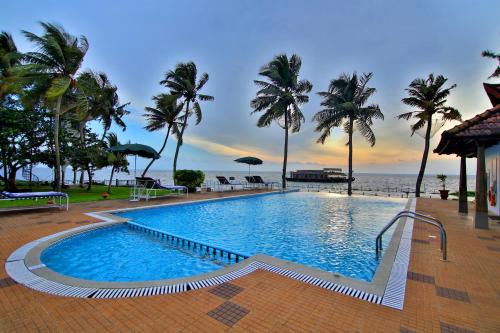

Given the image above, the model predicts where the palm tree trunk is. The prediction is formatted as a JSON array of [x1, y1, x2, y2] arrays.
[[100, 129, 108, 145], [173, 101, 190, 183], [86, 168, 92, 191], [79, 123, 86, 188], [282, 109, 289, 189], [54, 96, 62, 192], [61, 167, 66, 186], [142, 125, 171, 178], [1, 149, 8, 190], [347, 117, 354, 196], [107, 166, 115, 193], [415, 115, 432, 197], [72, 167, 77, 184]]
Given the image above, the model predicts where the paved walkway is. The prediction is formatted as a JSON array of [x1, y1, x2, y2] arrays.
[[0, 193, 499, 332]]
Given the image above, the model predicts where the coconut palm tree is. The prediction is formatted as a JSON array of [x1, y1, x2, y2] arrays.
[[160, 62, 213, 180], [141, 94, 182, 177], [313, 72, 383, 196], [75, 71, 129, 186], [77, 71, 130, 142], [482, 49, 500, 79], [21, 22, 88, 191], [398, 74, 461, 197], [251, 54, 312, 189], [105, 132, 129, 193], [0, 31, 23, 99]]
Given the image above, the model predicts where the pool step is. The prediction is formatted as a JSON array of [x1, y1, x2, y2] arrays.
[[126, 222, 249, 264]]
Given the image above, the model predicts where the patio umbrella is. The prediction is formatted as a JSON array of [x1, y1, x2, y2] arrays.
[[108, 144, 160, 201], [234, 156, 263, 178]]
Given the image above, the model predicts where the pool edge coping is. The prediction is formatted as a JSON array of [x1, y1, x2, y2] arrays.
[[6, 190, 413, 309]]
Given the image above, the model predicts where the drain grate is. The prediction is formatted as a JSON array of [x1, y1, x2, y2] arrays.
[[207, 301, 249, 327], [435, 286, 470, 303], [440, 321, 477, 333], [412, 238, 430, 244], [486, 245, 500, 252], [407, 271, 435, 284], [209, 283, 243, 299], [477, 236, 495, 241]]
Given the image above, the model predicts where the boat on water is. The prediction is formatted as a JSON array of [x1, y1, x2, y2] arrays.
[[286, 168, 354, 183]]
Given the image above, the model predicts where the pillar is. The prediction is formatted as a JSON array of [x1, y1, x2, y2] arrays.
[[458, 155, 468, 214], [475, 144, 488, 229]]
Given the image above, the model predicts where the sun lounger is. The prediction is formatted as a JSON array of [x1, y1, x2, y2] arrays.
[[245, 176, 277, 189], [134, 177, 188, 200], [0, 191, 69, 211], [215, 176, 245, 191]]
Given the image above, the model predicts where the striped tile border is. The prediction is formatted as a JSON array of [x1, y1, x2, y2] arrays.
[[6, 253, 383, 303], [381, 199, 415, 309]]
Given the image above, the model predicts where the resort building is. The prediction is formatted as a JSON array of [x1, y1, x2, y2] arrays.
[[435, 83, 500, 226]]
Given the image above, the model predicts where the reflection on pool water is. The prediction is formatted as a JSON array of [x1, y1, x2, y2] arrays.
[[42, 192, 406, 282]]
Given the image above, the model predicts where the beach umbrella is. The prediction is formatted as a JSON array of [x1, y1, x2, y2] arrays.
[[108, 143, 160, 159], [108, 144, 160, 200], [234, 156, 263, 177]]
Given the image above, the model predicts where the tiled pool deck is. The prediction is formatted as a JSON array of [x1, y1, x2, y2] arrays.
[[0, 191, 499, 332]]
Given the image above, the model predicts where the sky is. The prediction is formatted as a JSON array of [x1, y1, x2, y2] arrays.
[[3, 0, 500, 174]]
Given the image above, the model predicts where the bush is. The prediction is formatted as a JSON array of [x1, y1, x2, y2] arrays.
[[174, 170, 205, 192]]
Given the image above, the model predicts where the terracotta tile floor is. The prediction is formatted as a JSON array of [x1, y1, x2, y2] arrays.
[[0, 193, 499, 332]]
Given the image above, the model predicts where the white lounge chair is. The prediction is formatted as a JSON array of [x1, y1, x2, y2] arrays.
[[133, 177, 188, 201], [0, 191, 69, 211]]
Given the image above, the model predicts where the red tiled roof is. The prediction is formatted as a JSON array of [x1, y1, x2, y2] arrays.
[[451, 104, 500, 138], [434, 104, 500, 156]]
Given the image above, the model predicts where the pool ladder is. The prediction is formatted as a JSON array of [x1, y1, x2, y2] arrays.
[[376, 210, 447, 261]]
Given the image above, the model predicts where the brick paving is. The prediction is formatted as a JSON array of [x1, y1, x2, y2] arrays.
[[0, 194, 499, 332]]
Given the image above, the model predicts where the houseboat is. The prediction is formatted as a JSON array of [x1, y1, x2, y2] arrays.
[[286, 168, 353, 183]]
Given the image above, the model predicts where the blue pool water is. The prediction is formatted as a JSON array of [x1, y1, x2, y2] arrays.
[[41, 192, 406, 282], [41, 225, 223, 282]]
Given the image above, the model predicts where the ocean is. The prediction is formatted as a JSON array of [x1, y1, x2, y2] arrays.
[[31, 167, 475, 196]]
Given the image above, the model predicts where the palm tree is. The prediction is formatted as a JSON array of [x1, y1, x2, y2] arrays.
[[0, 32, 22, 185], [105, 132, 128, 193], [141, 94, 182, 177], [313, 72, 383, 195], [0, 31, 22, 99], [481, 49, 500, 79], [251, 54, 312, 189], [75, 71, 129, 187], [22, 22, 88, 191], [398, 74, 461, 197], [160, 62, 213, 180], [77, 71, 130, 143]]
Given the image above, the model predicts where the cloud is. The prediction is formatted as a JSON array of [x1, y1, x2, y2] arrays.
[[184, 135, 284, 163], [184, 132, 429, 169]]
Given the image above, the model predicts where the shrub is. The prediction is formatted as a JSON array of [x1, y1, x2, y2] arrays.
[[174, 170, 205, 192]]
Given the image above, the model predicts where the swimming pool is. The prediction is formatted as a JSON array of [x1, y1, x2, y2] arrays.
[[41, 192, 406, 283]]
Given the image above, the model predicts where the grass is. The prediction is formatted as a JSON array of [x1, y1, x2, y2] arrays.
[[450, 191, 475, 197], [0, 184, 174, 208]]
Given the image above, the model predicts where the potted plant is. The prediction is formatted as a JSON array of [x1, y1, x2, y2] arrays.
[[101, 191, 109, 199], [436, 174, 449, 200]]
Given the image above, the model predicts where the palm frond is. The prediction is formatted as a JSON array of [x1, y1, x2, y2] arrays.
[[397, 111, 415, 120], [193, 101, 202, 125], [356, 119, 376, 146]]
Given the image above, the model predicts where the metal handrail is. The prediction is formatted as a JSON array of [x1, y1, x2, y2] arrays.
[[394, 211, 446, 252], [376, 211, 447, 260]]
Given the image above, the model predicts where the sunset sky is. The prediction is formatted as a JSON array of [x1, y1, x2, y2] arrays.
[[4, 0, 499, 174]]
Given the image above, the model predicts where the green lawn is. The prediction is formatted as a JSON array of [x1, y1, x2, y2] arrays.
[[450, 191, 475, 197], [0, 184, 173, 208]]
